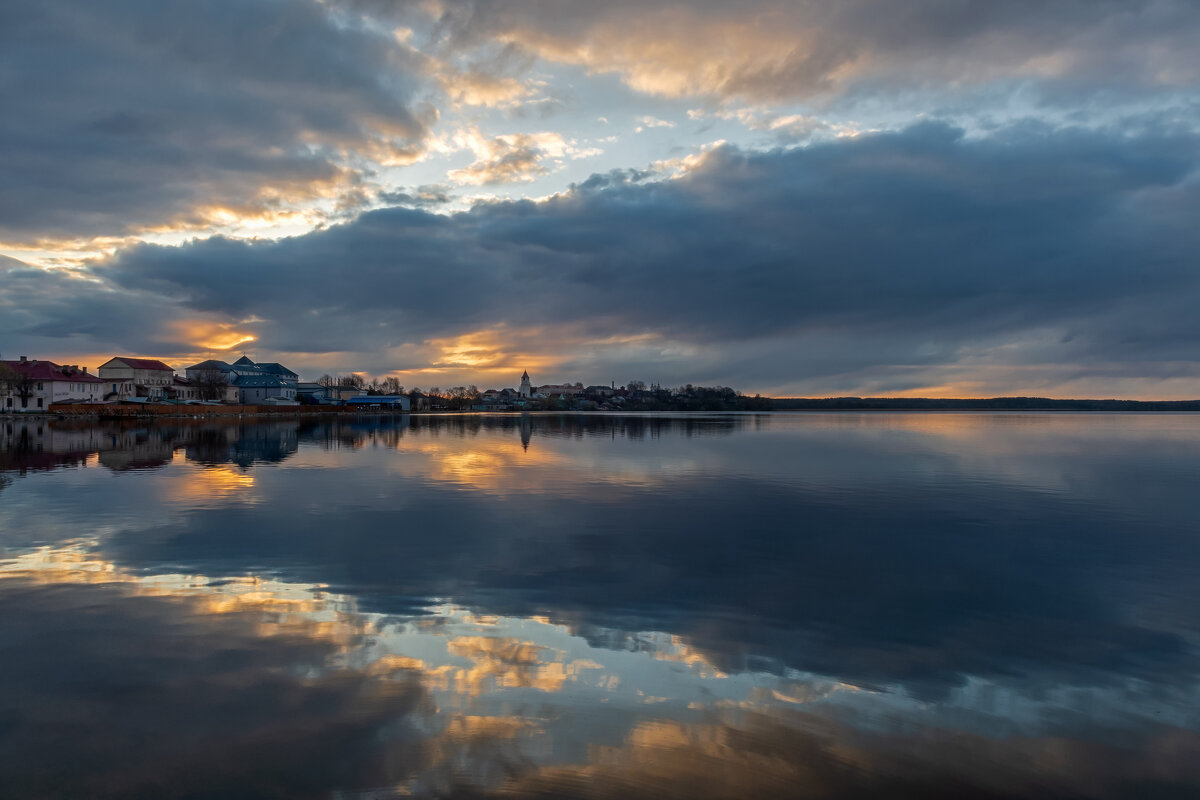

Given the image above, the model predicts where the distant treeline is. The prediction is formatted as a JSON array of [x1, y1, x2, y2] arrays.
[[773, 397, 1200, 411], [620, 385, 773, 412]]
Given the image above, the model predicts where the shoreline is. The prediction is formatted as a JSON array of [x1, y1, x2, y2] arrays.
[[4, 402, 1200, 422]]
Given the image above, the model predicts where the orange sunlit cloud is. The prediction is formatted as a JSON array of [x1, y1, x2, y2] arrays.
[[406, 327, 563, 377], [168, 319, 258, 352]]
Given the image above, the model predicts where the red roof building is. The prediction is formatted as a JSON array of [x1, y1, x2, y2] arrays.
[[98, 357, 178, 401], [1, 357, 105, 411]]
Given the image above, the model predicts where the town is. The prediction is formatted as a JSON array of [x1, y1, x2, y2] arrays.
[[0, 355, 770, 413]]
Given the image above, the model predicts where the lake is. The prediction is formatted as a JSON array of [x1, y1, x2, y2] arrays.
[[1, 412, 1198, 798]]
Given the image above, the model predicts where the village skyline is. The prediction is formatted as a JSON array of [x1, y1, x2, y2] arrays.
[[1, 351, 774, 412], [4, 3, 1199, 400]]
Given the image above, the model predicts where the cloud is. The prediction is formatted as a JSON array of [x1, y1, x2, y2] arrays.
[[377, 184, 455, 208], [635, 115, 676, 133], [0, 0, 430, 245], [380, 0, 1200, 104], [447, 128, 569, 185], [698, 107, 829, 142], [5, 121, 1199, 395], [438, 67, 542, 109]]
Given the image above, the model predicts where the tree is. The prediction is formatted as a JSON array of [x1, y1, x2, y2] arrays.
[[0, 362, 17, 394], [317, 374, 337, 387], [627, 380, 646, 392], [192, 368, 229, 401], [0, 363, 36, 409], [339, 374, 365, 390]]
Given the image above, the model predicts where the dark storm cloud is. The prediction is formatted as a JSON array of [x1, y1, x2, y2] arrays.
[[71, 120, 1199, 388], [0, 256, 214, 355], [0, 0, 428, 244]]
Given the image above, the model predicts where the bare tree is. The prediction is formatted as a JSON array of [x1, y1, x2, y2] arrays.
[[0, 363, 37, 409], [317, 374, 337, 387], [192, 369, 229, 401], [447, 386, 481, 410]]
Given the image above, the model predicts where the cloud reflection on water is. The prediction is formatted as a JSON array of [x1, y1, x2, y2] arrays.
[[3, 545, 1199, 798], [2, 413, 1200, 796]]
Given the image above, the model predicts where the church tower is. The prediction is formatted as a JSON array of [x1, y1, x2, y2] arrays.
[[519, 370, 532, 398]]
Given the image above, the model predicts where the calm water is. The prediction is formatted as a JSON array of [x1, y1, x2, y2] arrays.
[[1, 412, 1198, 798]]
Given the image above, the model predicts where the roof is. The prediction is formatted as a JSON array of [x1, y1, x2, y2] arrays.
[[103, 357, 173, 371], [256, 362, 298, 378], [232, 374, 286, 388], [186, 359, 234, 372], [232, 356, 257, 367], [1, 359, 103, 382]]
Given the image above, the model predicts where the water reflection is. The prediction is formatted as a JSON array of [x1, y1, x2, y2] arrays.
[[1, 413, 1199, 797]]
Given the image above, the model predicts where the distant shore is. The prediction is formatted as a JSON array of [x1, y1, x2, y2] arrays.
[[5, 397, 1200, 420], [773, 397, 1200, 411]]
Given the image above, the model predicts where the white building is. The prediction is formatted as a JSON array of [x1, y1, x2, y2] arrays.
[[1, 357, 106, 411], [97, 357, 176, 400]]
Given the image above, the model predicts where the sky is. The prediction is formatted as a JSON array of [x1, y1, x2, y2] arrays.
[[2, 0, 1199, 398]]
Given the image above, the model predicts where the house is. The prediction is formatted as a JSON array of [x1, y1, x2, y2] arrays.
[[1, 357, 106, 411], [98, 357, 176, 401], [296, 382, 337, 404], [231, 374, 296, 404], [182, 355, 298, 404], [165, 376, 202, 402], [538, 383, 584, 399], [255, 361, 299, 383]]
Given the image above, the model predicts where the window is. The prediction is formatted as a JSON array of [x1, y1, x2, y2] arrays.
[[37, 398, 43, 408]]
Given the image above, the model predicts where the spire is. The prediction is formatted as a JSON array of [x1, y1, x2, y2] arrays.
[[521, 369, 529, 380]]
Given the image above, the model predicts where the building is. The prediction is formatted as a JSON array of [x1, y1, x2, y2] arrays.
[[1, 357, 106, 411], [538, 382, 584, 399], [98, 357, 176, 401], [231, 374, 296, 404], [254, 360, 299, 383], [166, 376, 202, 402], [182, 355, 298, 404], [519, 370, 532, 398], [296, 382, 337, 404], [345, 395, 411, 410]]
